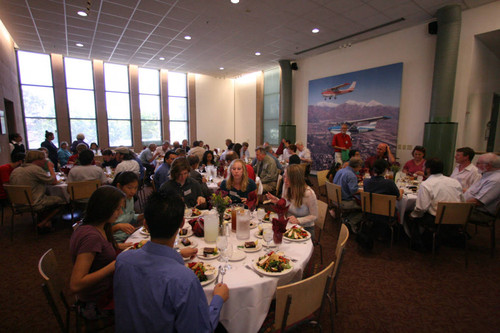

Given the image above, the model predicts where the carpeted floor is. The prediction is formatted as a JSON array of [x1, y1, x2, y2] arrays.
[[1, 183, 499, 333]]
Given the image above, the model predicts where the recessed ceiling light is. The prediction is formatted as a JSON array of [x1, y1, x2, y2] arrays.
[[231, 0, 239, 3], [77, 11, 87, 17], [219, 67, 224, 70], [76, 43, 84, 47], [184, 35, 192, 40], [312, 28, 319, 34], [255, 52, 261, 56], [159, 57, 165, 60]]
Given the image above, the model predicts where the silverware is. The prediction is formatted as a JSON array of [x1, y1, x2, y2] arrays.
[[215, 266, 221, 284], [220, 266, 226, 284], [245, 263, 264, 278]]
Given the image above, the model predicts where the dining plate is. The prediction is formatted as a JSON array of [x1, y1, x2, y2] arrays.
[[139, 227, 150, 236], [254, 230, 263, 239], [283, 229, 311, 242], [241, 242, 263, 252], [178, 228, 193, 238], [176, 239, 198, 249], [253, 259, 294, 277], [228, 250, 246, 262], [249, 220, 258, 229], [200, 269, 218, 286], [197, 252, 220, 260]]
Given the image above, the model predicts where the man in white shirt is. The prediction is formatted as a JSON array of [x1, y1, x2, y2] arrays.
[[464, 153, 500, 222], [410, 158, 464, 251], [67, 150, 110, 184], [115, 147, 140, 176], [240, 142, 250, 160], [450, 147, 481, 192], [139, 144, 160, 185], [187, 140, 206, 161], [155, 141, 170, 157], [295, 141, 312, 164]]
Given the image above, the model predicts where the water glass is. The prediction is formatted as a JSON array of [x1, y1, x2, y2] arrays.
[[236, 210, 251, 240], [262, 227, 273, 248]]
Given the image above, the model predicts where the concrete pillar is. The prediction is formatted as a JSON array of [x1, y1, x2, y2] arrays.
[[423, 5, 461, 175]]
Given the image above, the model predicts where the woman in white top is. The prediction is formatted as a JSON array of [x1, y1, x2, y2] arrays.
[[266, 164, 318, 238]]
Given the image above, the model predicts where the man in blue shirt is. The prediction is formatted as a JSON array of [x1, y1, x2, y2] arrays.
[[333, 157, 363, 233], [153, 151, 177, 190], [114, 191, 229, 333]]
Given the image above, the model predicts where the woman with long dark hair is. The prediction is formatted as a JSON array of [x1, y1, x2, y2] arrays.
[[69, 186, 125, 320], [41, 130, 59, 170]]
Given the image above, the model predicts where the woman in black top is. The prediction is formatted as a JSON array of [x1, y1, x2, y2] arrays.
[[41, 130, 59, 170]]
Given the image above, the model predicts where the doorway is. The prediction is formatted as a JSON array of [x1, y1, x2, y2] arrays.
[[486, 93, 499, 152]]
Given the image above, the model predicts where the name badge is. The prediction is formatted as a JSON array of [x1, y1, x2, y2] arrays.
[[184, 189, 192, 196], [229, 191, 240, 198]]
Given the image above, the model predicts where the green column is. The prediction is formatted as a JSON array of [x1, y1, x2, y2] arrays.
[[279, 60, 296, 142], [424, 5, 461, 175]]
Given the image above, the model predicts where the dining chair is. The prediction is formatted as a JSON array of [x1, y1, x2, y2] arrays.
[[360, 192, 398, 248], [329, 223, 349, 316], [67, 180, 101, 223], [315, 199, 328, 264], [3, 184, 39, 240], [38, 249, 114, 333], [38, 248, 73, 333], [433, 202, 474, 266], [468, 203, 499, 258], [325, 181, 343, 229], [316, 169, 329, 199], [264, 260, 334, 333]]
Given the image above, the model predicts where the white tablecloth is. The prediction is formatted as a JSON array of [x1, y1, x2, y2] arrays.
[[396, 193, 417, 236], [47, 182, 70, 203], [126, 217, 314, 333]]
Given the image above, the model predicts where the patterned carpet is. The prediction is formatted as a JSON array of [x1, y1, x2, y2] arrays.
[[1, 185, 499, 333]]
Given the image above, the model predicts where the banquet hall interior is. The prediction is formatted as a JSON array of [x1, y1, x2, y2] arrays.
[[0, 0, 499, 332]]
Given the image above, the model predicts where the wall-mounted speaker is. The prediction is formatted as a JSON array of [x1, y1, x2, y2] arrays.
[[428, 21, 438, 35], [291, 62, 298, 70]]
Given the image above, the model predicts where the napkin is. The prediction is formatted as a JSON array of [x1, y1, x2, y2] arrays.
[[188, 217, 204, 237], [246, 191, 257, 210]]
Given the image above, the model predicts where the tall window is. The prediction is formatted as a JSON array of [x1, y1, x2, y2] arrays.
[[64, 57, 98, 145], [104, 63, 132, 147], [168, 72, 188, 143], [17, 51, 58, 149], [138, 68, 161, 143], [263, 68, 280, 145]]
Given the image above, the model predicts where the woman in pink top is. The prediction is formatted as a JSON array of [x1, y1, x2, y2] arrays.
[[403, 146, 426, 177]]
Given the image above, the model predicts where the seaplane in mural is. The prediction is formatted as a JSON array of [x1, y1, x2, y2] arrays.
[[321, 81, 356, 100], [328, 115, 391, 135]]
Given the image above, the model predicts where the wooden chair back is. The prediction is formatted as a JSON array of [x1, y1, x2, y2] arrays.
[[316, 200, 327, 232], [3, 184, 34, 206], [317, 170, 328, 186], [275, 261, 334, 331], [333, 224, 349, 279], [67, 180, 101, 201], [38, 249, 71, 333], [360, 192, 397, 217], [435, 202, 474, 227], [326, 181, 341, 206]]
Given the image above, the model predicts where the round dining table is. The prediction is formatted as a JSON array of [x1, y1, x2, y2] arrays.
[[125, 212, 314, 333]]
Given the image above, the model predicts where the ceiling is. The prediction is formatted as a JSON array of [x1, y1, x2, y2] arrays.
[[0, 0, 496, 78]]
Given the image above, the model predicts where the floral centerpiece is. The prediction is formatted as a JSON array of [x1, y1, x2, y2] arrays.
[[272, 198, 289, 245], [210, 189, 231, 227]]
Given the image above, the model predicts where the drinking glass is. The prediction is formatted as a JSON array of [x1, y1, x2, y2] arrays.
[[217, 234, 228, 262], [224, 243, 233, 270], [236, 210, 251, 240], [262, 227, 273, 249]]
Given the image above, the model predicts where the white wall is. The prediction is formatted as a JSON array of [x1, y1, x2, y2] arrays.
[[454, 1, 500, 150], [293, 23, 436, 164], [234, 72, 258, 151], [195, 73, 257, 152]]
